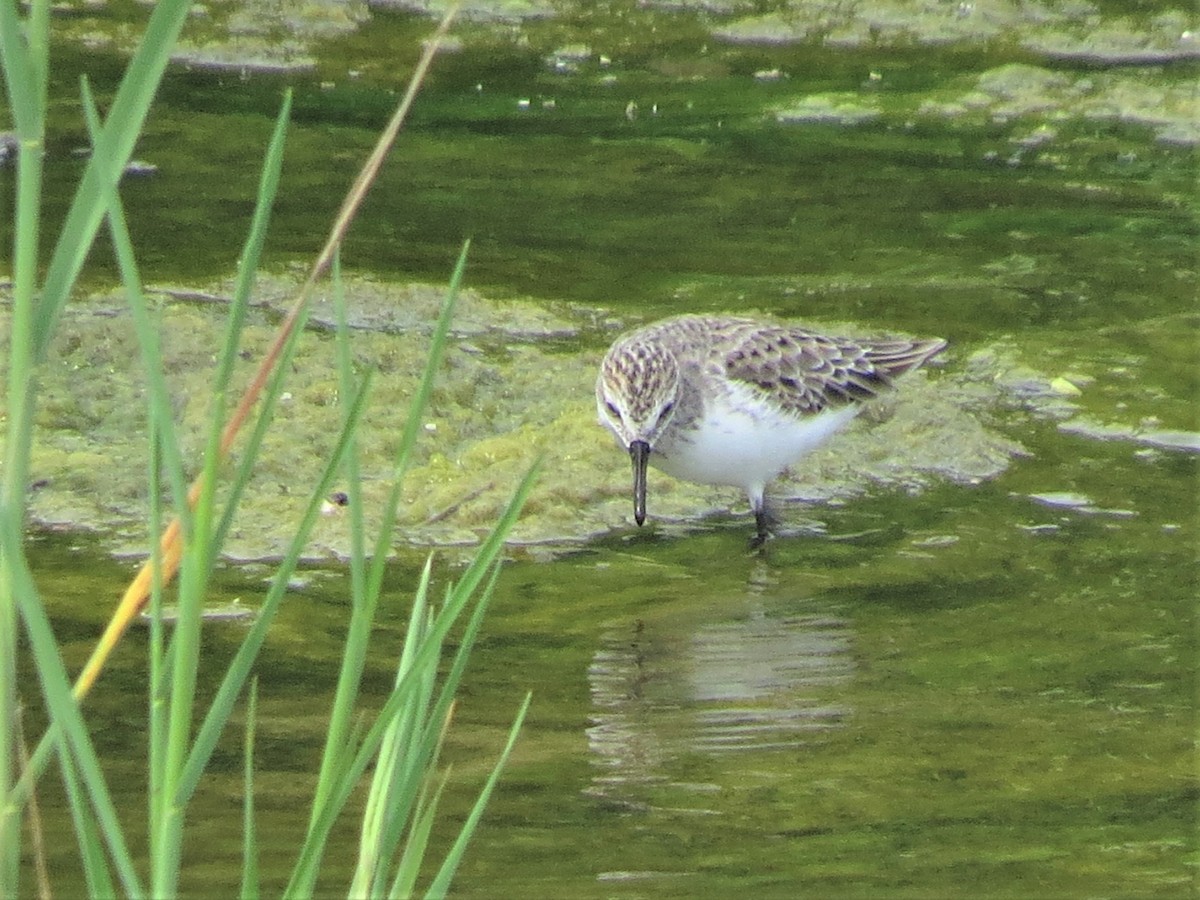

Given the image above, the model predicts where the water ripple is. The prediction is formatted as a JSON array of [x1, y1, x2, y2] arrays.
[[585, 605, 854, 803]]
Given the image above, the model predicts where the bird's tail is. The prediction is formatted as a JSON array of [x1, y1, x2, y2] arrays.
[[864, 337, 947, 379]]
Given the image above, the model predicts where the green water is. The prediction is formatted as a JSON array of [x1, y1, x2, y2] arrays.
[[7, 2, 1199, 896]]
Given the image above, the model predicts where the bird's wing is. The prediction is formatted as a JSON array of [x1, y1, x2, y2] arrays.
[[720, 324, 945, 416]]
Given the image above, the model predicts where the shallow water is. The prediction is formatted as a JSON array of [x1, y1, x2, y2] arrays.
[[6, 2, 1199, 896], [21, 458, 1196, 895]]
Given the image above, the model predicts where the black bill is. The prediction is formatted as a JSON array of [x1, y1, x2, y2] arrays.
[[629, 440, 650, 526]]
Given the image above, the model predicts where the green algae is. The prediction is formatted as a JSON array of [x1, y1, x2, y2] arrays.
[[710, 0, 1199, 65], [7, 272, 1193, 563], [46, 0, 369, 72], [0, 276, 1024, 560]]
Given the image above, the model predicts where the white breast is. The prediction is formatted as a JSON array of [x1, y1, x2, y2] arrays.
[[652, 385, 860, 492]]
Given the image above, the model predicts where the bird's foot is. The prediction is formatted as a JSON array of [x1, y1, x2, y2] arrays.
[[750, 507, 777, 550]]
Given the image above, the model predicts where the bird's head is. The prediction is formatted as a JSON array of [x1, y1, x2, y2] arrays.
[[596, 339, 681, 449], [596, 339, 681, 525]]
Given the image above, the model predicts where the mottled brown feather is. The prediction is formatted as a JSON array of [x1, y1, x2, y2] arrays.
[[627, 315, 945, 417]]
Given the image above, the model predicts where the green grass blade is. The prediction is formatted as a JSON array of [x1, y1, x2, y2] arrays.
[[176, 370, 375, 804], [5, 548, 143, 895], [55, 750, 116, 899], [391, 237, 470, 486], [390, 769, 451, 898], [155, 414, 218, 889], [0, 2, 50, 880], [304, 245, 487, 873], [310, 253, 373, 805], [382, 561, 507, 875], [311, 239, 471, 831], [0, 0, 47, 135], [32, 0, 195, 359], [154, 93, 293, 881], [415, 562, 505, 774], [240, 679, 260, 900], [364, 240, 470, 594], [372, 594, 443, 884], [145, 421, 170, 860], [1, 17, 202, 822], [207, 90, 295, 560], [287, 464, 538, 895], [331, 251, 369, 604], [424, 692, 533, 898], [151, 89, 292, 883], [77, 87, 192, 889], [79, 75, 192, 525], [386, 661, 458, 896], [350, 563, 436, 897], [211, 302, 313, 565], [209, 89, 293, 406], [436, 459, 541, 632]]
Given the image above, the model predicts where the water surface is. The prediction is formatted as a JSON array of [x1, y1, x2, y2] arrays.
[[6, 2, 1197, 896]]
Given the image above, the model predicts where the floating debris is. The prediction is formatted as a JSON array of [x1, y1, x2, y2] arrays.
[[1026, 491, 1137, 518], [775, 95, 881, 126], [1028, 491, 1095, 510], [1018, 523, 1062, 535], [1059, 418, 1200, 454], [124, 159, 158, 177], [138, 599, 256, 625]]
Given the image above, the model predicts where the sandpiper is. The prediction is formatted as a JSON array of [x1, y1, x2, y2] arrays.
[[596, 314, 946, 544]]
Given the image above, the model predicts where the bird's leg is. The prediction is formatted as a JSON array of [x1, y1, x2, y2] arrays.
[[750, 515, 771, 549], [749, 489, 775, 549]]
